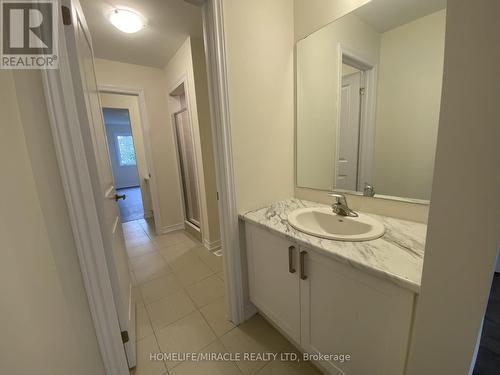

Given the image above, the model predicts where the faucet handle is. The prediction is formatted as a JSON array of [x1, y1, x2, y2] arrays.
[[363, 183, 375, 197], [328, 192, 347, 205]]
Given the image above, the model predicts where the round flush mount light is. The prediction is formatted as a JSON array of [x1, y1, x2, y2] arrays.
[[109, 9, 146, 33]]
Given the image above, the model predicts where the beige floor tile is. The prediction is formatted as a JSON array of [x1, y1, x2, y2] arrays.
[[126, 236, 153, 249], [134, 261, 172, 285], [256, 359, 322, 375], [123, 221, 143, 232], [146, 290, 196, 330], [220, 314, 290, 375], [136, 306, 154, 341], [130, 252, 167, 271], [185, 275, 225, 308], [127, 242, 157, 258], [139, 218, 156, 237], [170, 340, 241, 375], [200, 297, 235, 337], [140, 273, 183, 305], [125, 231, 149, 243], [172, 258, 214, 287], [160, 247, 200, 270], [153, 231, 193, 248], [131, 335, 167, 375], [155, 311, 217, 369], [217, 270, 225, 281], [195, 248, 224, 273], [134, 286, 145, 309]]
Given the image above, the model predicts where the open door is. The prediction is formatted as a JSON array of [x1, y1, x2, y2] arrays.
[[61, 0, 136, 367], [337, 72, 362, 191]]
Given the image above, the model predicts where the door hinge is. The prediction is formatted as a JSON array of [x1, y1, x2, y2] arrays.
[[360, 87, 365, 96], [61, 5, 72, 25], [121, 330, 129, 344], [216, 192, 219, 201]]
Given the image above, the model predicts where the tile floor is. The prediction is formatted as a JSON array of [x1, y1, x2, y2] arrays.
[[124, 219, 322, 375]]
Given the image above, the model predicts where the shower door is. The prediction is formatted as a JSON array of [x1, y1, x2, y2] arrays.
[[173, 109, 201, 228]]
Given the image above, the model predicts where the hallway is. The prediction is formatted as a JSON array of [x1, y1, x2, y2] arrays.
[[124, 220, 321, 375]]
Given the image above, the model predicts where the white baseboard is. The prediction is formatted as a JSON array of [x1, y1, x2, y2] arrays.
[[203, 238, 221, 251], [159, 222, 185, 234]]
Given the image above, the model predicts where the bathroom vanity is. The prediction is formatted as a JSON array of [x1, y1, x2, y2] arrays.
[[240, 199, 426, 375], [238, 0, 444, 373]]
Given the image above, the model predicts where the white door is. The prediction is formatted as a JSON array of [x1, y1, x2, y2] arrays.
[[300, 249, 413, 375], [63, 0, 136, 367], [246, 224, 301, 343], [337, 72, 362, 191]]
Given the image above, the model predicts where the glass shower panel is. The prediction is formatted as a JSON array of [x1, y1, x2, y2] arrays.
[[174, 109, 201, 227]]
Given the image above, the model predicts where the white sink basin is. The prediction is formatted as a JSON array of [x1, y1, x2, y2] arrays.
[[288, 207, 385, 242]]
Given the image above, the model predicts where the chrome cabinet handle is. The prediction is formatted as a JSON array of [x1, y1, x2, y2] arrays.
[[288, 246, 296, 274], [300, 250, 308, 280], [114, 193, 126, 202]]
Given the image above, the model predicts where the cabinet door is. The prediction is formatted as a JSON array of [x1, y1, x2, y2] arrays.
[[300, 249, 414, 375], [246, 224, 301, 343]]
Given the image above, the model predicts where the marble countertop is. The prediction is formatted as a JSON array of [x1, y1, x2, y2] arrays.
[[239, 199, 427, 293]]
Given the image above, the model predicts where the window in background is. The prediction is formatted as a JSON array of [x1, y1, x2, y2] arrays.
[[116, 135, 136, 166]]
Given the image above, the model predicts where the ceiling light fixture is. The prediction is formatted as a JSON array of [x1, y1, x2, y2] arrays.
[[109, 9, 146, 34]]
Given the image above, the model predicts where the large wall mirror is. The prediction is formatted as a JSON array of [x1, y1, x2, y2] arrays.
[[296, 0, 446, 202]]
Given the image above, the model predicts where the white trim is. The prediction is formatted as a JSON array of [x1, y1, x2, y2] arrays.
[[204, 238, 222, 251], [335, 44, 377, 192], [159, 222, 185, 234], [98, 84, 163, 236], [42, 1, 129, 373], [202, 0, 246, 324]]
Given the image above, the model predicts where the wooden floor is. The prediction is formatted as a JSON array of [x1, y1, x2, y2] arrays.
[[473, 273, 500, 374]]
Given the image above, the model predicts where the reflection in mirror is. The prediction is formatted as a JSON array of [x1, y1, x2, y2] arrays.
[[296, 0, 446, 201]]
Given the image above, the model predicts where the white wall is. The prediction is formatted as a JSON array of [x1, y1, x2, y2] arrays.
[[164, 37, 221, 246], [222, 0, 295, 212], [296, 12, 380, 190], [406, 0, 500, 373], [94, 58, 184, 232], [373, 10, 446, 200], [0, 71, 105, 374]]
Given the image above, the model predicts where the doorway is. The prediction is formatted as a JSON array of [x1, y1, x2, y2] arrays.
[[101, 92, 155, 224], [335, 48, 377, 193]]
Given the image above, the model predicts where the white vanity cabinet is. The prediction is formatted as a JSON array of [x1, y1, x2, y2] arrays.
[[245, 223, 301, 343], [245, 223, 415, 375]]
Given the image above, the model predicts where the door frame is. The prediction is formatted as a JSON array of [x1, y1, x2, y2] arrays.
[[202, 0, 246, 324], [42, 0, 245, 374], [98, 85, 163, 235], [335, 44, 378, 193]]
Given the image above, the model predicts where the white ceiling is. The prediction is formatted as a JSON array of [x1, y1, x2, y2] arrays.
[[80, 0, 202, 68], [354, 0, 447, 33]]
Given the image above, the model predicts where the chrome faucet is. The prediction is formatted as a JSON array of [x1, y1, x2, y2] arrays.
[[363, 183, 375, 197], [328, 193, 358, 217]]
